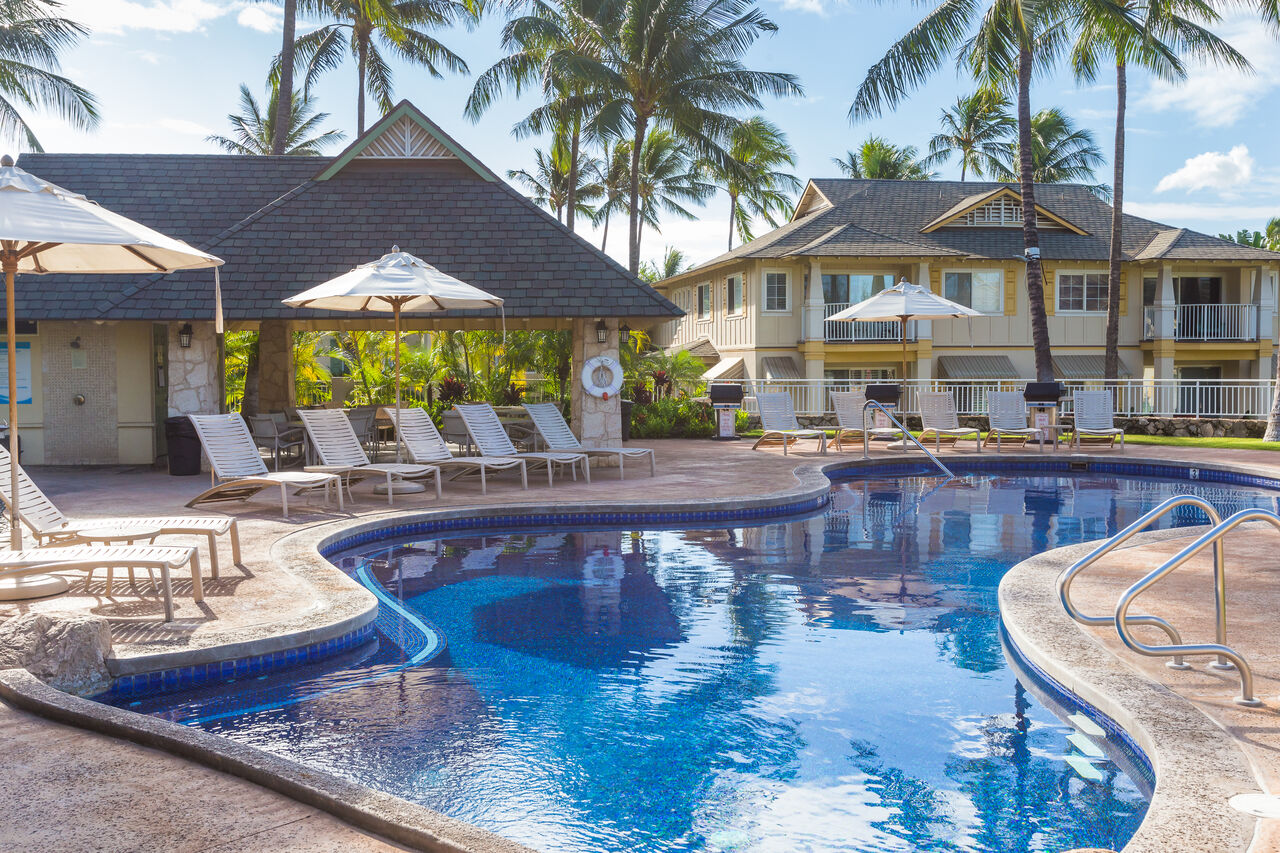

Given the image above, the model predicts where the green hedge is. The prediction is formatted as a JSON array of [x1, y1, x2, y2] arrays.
[[630, 398, 750, 439]]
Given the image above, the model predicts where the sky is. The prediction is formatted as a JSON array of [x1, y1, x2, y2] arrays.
[[24, 0, 1280, 269]]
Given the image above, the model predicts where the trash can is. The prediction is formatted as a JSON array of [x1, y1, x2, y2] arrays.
[[621, 399, 633, 442], [165, 415, 202, 476]]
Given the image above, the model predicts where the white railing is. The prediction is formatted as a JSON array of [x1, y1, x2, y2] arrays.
[[1142, 304, 1258, 341], [824, 303, 917, 342], [740, 378, 1277, 419]]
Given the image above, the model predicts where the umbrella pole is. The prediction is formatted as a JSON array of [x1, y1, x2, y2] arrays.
[[900, 314, 909, 394], [394, 301, 402, 464], [5, 254, 18, 550]]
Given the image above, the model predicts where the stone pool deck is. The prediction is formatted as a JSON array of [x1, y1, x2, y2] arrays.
[[5, 437, 1280, 851]]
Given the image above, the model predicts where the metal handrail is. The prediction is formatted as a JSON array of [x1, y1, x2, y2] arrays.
[[1058, 495, 1228, 670], [861, 399, 954, 479], [1115, 507, 1279, 706]]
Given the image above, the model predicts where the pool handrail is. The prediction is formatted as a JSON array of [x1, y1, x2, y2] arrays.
[[860, 399, 955, 479]]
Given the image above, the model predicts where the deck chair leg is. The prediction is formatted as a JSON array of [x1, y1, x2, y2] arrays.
[[159, 564, 174, 623], [204, 531, 219, 578], [546, 464, 553, 488], [434, 470, 442, 499], [583, 457, 591, 484], [229, 520, 243, 566], [649, 451, 656, 476], [519, 462, 528, 490], [618, 454, 624, 481], [386, 474, 395, 506], [570, 460, 577, 482], [479, 465, 487, 496], [190, 552, 204, 602], [280, 483, 290, 519]]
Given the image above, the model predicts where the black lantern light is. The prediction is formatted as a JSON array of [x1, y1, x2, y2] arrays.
[[178, 322, 193, 348], [595, 318, 608, 344]]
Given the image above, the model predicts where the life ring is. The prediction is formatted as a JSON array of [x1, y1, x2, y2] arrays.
[[582, 355, 624, 400]]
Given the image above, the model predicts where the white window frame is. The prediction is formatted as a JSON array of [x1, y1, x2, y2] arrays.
[[762, 269, 791, 313], [942, 268, 1005, 315], [821, 270, 897, 306], [1056, 269, 1108, 314], [696, 282, 712, 321], [726, 274, 744, 316]]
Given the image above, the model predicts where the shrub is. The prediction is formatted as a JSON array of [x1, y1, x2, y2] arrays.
[[499, 383, 524, 406], [630, 381, 653, 405], [437, 375, 467, 405], [630, 397, 717, 438]]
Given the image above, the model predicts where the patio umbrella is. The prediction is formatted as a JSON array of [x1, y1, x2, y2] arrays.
[[826, 279, 982, 383], [282, 247, 503, 468], [0, 157, 222, 563]]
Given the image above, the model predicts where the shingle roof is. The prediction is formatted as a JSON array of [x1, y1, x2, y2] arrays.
[[10, 114, 678, 322], [676, 178, 1280, 278]]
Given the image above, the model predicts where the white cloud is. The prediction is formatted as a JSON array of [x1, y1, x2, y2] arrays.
[[61, 0, 237, 35], [236, 5, 280, 33], [156, 118, 214, 136], [778, 0, 829, 14], [1126, 201, 1280, 223], [1155, 145, 1254, 194], [131, 50, 163, 64]]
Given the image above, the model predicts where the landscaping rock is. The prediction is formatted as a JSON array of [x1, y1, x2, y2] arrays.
[[0, 611, 112, 694]]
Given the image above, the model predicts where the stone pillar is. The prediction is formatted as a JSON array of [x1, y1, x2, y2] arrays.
[[257, 319, 296, 414], [166, 321, 219, 416], [802, 258, 824, 342], [571, 318, 622, 448]]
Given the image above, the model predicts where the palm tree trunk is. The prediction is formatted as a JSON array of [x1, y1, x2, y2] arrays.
[[728, 193, 737, 251], [960, 158, 967, 181], [1017, 43, 1053, 383], [601, 211, 610, 252], [272, 0, 297, 155], [1104, 60, 1126, 381], [1266, 346, 1280, 440], [356, 39, 367, 134], [628, 118, 647, 275], [566, 116, 580, 232]]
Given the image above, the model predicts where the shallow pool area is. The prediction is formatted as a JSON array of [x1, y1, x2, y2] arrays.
[[101, 469, 1280, 852]]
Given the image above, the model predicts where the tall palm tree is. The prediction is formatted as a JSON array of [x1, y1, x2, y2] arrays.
[[206, 82, 345, 155], [639, 245, 691, 282], [626, 129, 714, 260], [832, 136, 935, 180], [992, 107, 1107, 188], [1069, 0, 1246, 381], [0, 0, 99, 151], [265, 0, 305, 154], [704, 116, 800, 250], [1220, 220, 1280, 250], [560, 0, 803, 274], [293, 0, 477, 134], [506, 130, 603, 223], [925, 90, 1013, 180], [592, 139, 629, 252]]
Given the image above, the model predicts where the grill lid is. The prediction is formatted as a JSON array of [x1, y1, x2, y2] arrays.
[[866, 384, 901, 404], [1024, 382, 1065, 403], [709, 383, 744, 404]]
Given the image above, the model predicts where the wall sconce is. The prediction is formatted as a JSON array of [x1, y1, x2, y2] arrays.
[[178, 323, 193, 348], [619, 322, 631, 335], [595, 319, 608, 344]]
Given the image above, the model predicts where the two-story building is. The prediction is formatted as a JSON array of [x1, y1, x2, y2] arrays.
[[654, 179, 1280, 390]]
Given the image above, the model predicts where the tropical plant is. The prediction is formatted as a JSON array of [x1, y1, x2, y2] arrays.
[[925, 90, 1014, 180], [506, 130, 603, 223], [432, 330, 540, 403], [832, 136, 935, 180], [593, 139, 630, 252], [1220, 221, 1280, 250], [635, 348, 705, 398], [638, 246, 691, 283], [622, 129, 714, 259], [206, 82, 345, 155], [557, 0, 803, 273], [703, 115, 800, 250], [292, 0, 477, 133], [292, 330, 337, 402], [530, 329, 573, 405], [223, 330, 258, 411], [991, 107, 1107, 190], [0, 0, 99, 151]]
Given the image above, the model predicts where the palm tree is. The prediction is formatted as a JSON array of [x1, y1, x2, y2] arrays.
[[1070, 1, 1246, 382], [293, 0, 476, 134], [592, 139, 629, 252], [626, 129, 714, 260], [506, 131, 603, 223], [832, 136, 935, 180], [639, 245, 690, 282], [925, 90, 1013, 180], [206, 82, 345, 155], [560, 0, 803, 273], [0, 0, 99, 151], [267, 0, 302, 154], [704, 116, 800, 250], [1221, 220, 1280, 250], [992, 107, 1107, 189]]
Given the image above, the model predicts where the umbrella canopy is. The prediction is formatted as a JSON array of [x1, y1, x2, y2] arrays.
[[0, 157, 222, 563]]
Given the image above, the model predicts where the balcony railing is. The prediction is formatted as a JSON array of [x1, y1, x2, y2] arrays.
[[824, 303, 917, 342], [1142, 304, 1258, 341]]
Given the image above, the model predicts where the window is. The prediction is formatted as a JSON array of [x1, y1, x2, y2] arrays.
[[696, 283, 711, 319], [823, 273, 893, 305], [1057, 272, 1108, 312], [1143, 277, 1157, 307], [824, 368, 895, 381], [727, 274, 743, 314], [764, 271, 789, 312], [943, 270, 1003, 314]]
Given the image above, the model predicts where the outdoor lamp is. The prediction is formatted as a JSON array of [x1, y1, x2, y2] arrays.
[[595, 319, 607, 344], [619, 322, 631, 335], [178, 323, 193, 348]]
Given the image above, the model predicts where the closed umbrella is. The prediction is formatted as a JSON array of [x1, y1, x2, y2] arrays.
[[0, 157, 221, 574], [283, 248, 503, 472]]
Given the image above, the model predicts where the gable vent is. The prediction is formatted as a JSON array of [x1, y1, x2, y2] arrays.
[[955, 196, 1063, 229], [356, 115, 457, 160]]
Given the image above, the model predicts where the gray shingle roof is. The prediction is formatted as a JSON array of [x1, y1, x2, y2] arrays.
[[11, 144, 678, 322]]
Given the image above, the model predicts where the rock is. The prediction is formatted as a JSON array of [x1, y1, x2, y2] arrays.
[[0, 611, 112, 694], [1173, 427, 1190, 437], [1230, 422, 1250, 437], [1198, 423, 1216, 438]]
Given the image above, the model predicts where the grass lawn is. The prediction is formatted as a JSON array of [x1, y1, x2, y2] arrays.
[[737, 429, 1280, 451]]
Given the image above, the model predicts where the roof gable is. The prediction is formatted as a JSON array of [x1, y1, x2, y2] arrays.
[[920, 186, 1087, 235], [315, 100, 497, 182], [791, 181, 833, 220]]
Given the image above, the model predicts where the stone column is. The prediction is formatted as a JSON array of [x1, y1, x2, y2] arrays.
[[802, 258, 824, 342], [257, 319, 296, 414], [571, 318, 622, 449], [166, 321, 219, 416]]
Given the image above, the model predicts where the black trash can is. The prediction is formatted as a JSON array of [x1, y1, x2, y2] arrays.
[[621, 399, 633, 442], [165, 415, 202, 476]]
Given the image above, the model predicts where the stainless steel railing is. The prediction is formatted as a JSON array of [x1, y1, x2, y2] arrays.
[[861, 399, 955, 479]]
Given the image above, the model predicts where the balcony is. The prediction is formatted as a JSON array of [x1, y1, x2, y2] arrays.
[[824, 303, 918, 343], [1142, 303, 1259, 342]]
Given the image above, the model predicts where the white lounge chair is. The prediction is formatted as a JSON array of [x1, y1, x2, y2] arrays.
[[0, 544, 201, 622], [985, 391, 1043, 451], [456, 403, 590, 486], [752, 391, 826, 455], [0, 444, 241, 579], [186, 413, 344, 519], [1070, 390, 1125, 451], [523, 402, 656, 479], [830, 390, 903, 452], [918, 391, 981, 452], [383, 406, 528, 494], [298, 409, 441, 504]]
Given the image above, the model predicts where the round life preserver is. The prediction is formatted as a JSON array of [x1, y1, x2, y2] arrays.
[[582, 355, 624, 400]]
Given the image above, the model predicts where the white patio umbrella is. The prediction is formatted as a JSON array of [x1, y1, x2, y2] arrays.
[[0, 157, 222, 573], [283, 247, 503, 471], [826, 279, 982, 383]]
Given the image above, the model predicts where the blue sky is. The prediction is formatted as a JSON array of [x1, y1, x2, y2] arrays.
[[28, 0, 1280, 268]]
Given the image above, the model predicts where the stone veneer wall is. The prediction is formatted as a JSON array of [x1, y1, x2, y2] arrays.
[[167, 320, 219, 416], [42, 322, 118, 464], [255, 319, 296, 415], [570, 317, 622, 449]]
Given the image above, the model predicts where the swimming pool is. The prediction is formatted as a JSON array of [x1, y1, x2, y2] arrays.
[[103, 468, 1280, 852]]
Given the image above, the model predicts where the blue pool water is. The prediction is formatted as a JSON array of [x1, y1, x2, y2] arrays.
[[104, 471, 1280, 852]]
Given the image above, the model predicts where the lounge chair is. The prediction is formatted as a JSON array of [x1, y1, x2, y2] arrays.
[[918, 391, 981, 452], [456, 403, 590, 486], [830, 390, 904, 452], [984, 391, 1043, 450], [752, 391, 826, 455], [247, 413, 304, 471], [523, 402, 656, 479], [384, 406, 528, 494], [1069, 390, 1125, 451], [0, 544, 201, 622], [0, 444, 241, 578], [298, 409, 441, 504], [186, 413, 344, 519]]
